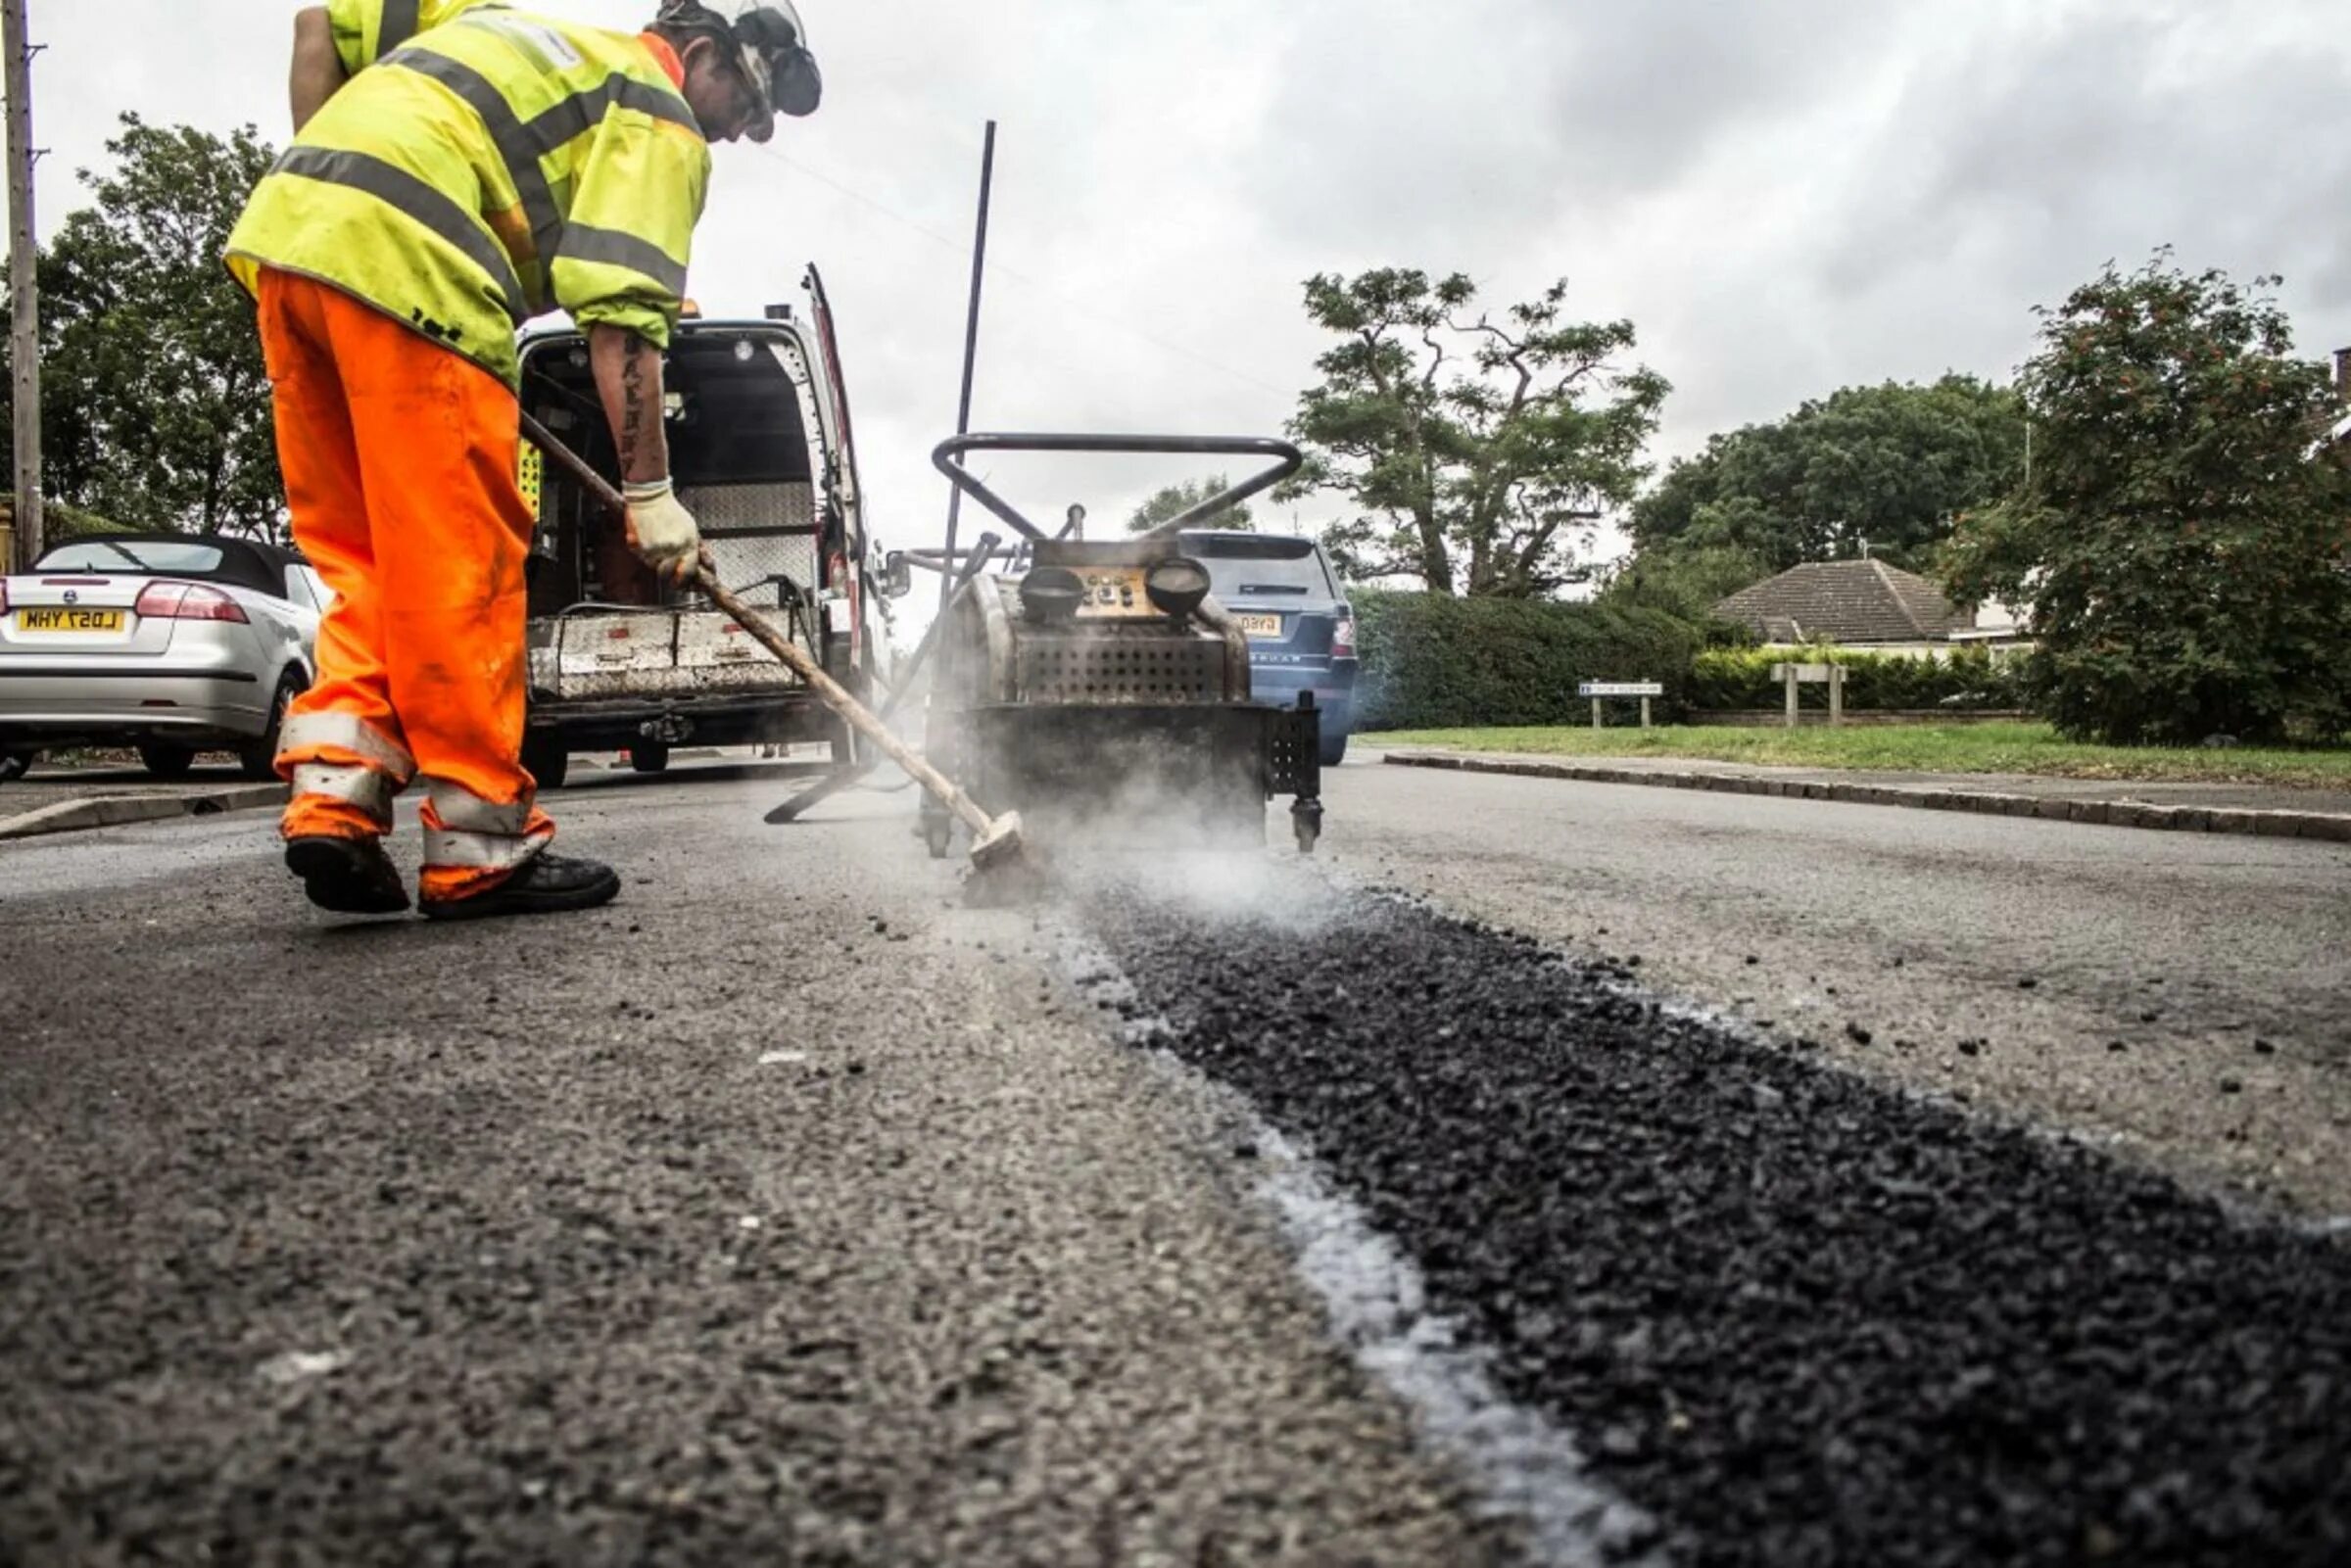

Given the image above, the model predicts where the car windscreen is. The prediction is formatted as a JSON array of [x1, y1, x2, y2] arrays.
[[1181, 535, 1334, 599], [39, 540, 227, 576]]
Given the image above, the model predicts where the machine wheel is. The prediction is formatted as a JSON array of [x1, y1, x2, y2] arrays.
[[522, 731, 569, 791], [630, 739, 671, 775], [139, 742, 198, 781], [0, 751, 32, 784], [238, 671, 305, 782]]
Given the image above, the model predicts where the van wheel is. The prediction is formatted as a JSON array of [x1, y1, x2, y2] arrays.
[[139, 743, 198, 781], [239, 671, 304, 782], [522, 732, 569, 791], [630, 739, 671, 775]]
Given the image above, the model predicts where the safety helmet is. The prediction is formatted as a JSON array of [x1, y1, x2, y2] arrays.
[[656, 0, 822, 142]]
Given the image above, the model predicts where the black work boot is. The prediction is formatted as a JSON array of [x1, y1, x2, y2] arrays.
[[418, 852, 621, 922], [286, 835, 411, 916]]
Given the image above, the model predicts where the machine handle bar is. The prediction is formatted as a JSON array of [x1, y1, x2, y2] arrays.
[[930, 433, 1305, 544]]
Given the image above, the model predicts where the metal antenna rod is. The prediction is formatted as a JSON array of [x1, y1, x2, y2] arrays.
[[938, 119, 996, 610]]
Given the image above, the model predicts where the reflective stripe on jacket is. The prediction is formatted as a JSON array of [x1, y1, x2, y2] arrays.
[[229, 7, 710, 386], [328, 0, 505, 78]]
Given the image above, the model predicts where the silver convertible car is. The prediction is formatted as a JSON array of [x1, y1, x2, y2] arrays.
[[0, 534, 325, 782]]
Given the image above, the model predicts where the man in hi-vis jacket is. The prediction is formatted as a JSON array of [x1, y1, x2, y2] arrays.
[[228, 2, 821, 919]]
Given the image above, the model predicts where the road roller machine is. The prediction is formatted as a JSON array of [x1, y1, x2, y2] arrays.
[[916, 434, 1325, 857]]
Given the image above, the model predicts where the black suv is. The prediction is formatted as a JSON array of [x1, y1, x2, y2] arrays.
[[1180, 531, 1358, 765]]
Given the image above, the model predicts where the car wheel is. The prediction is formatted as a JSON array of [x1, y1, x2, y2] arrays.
[[522, 731, 569, 791], [0, 751, 32, 784], [238, 672, 304, 782], [138, 742, 198, 781], [630, 739, 671, 775]]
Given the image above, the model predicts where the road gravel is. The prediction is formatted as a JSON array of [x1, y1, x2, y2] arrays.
[[0, 774, 1511, 1567]]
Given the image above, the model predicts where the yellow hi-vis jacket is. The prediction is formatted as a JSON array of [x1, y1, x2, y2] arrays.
[[226, 7, 711, 388], [328, 0, 504, 77]]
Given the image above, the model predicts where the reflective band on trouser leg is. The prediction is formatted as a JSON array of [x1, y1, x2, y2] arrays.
[[291, 763, 397, 832], [279, 710, 418, 782], [420, 781, 553, 902]]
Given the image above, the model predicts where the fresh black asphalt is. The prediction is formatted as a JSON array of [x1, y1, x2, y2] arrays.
[[1084, 883, 2351, 1568]]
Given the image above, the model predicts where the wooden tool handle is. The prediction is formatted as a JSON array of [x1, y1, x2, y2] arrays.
[[518, 410, 1002, 842], [694, 567, 996, 841]]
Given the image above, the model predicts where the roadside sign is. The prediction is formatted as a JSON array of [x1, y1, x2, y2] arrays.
[[1579, 681, 1663, 697]]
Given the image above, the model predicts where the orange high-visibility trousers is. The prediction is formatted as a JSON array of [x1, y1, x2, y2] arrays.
[[257, 268, 554, 904]]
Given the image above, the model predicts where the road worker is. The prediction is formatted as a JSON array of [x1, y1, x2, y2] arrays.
[[227, 1, 823, 920], [289, 0, 503, 130]]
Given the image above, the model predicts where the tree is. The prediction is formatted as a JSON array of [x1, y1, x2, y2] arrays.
[[1128, 475, 1254, 534], [1627, 376, 2026, 575], [1279, 268, 1667, 596], [2, 116, 283, 540], [1595, 542, 1770, 625], [1944, 254, 2351, 745]]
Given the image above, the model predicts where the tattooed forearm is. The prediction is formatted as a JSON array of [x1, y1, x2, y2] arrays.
[[620, 348, 648, 465], [589, 324, 670, 485]]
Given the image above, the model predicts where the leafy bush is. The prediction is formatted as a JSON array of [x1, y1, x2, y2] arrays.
[[1687, 646, 2025, 711], [1351, 591, 1705, 730]]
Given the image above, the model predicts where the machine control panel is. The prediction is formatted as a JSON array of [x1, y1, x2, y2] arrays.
[[1072, 567, 1159, 620]]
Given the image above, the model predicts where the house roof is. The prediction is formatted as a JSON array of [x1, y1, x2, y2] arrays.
[[1710, 559, 1970, 643]]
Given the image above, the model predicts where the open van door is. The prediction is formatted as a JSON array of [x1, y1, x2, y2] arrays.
[[805, 265, 876, 678]]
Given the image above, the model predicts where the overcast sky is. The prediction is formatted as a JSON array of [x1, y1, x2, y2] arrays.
[[17, 0, 2351, 571]]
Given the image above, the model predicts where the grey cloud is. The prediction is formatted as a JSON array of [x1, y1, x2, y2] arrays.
[[1248, 0, 1899, 254], [23, 0, 2351, 570], [1821, 6, 2351, 320]]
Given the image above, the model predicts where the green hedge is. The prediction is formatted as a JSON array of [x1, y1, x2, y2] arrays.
[[1687, 646, 2025, 712], [1351, 590, 1706, 730]]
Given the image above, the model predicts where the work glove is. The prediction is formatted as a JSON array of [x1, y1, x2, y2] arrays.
[[623, 478, 701, 585]]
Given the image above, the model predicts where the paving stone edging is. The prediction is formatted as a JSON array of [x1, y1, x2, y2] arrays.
[[1381, 751, 2351, 843], [0, 784, 287, 843]]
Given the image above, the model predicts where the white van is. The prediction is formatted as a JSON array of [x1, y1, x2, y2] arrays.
[[514, 270, 898, 785]]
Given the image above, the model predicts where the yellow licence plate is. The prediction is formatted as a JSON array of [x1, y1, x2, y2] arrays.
[[1236, 613, 1284, 639], [18, 607, 124, 634]]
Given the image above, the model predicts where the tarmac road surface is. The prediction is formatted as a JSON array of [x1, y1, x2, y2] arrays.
[[0, 767, 1511, 1567], [3, 754, 2347, 1566]]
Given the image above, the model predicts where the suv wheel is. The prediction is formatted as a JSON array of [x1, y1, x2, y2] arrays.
[[1319, 731, 1350, 768]]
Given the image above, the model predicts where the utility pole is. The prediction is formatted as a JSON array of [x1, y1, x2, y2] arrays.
[[4, 0, 41, 571]]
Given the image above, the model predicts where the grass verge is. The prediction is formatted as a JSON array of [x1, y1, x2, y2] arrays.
[[1371, 721, 2351, 790]]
